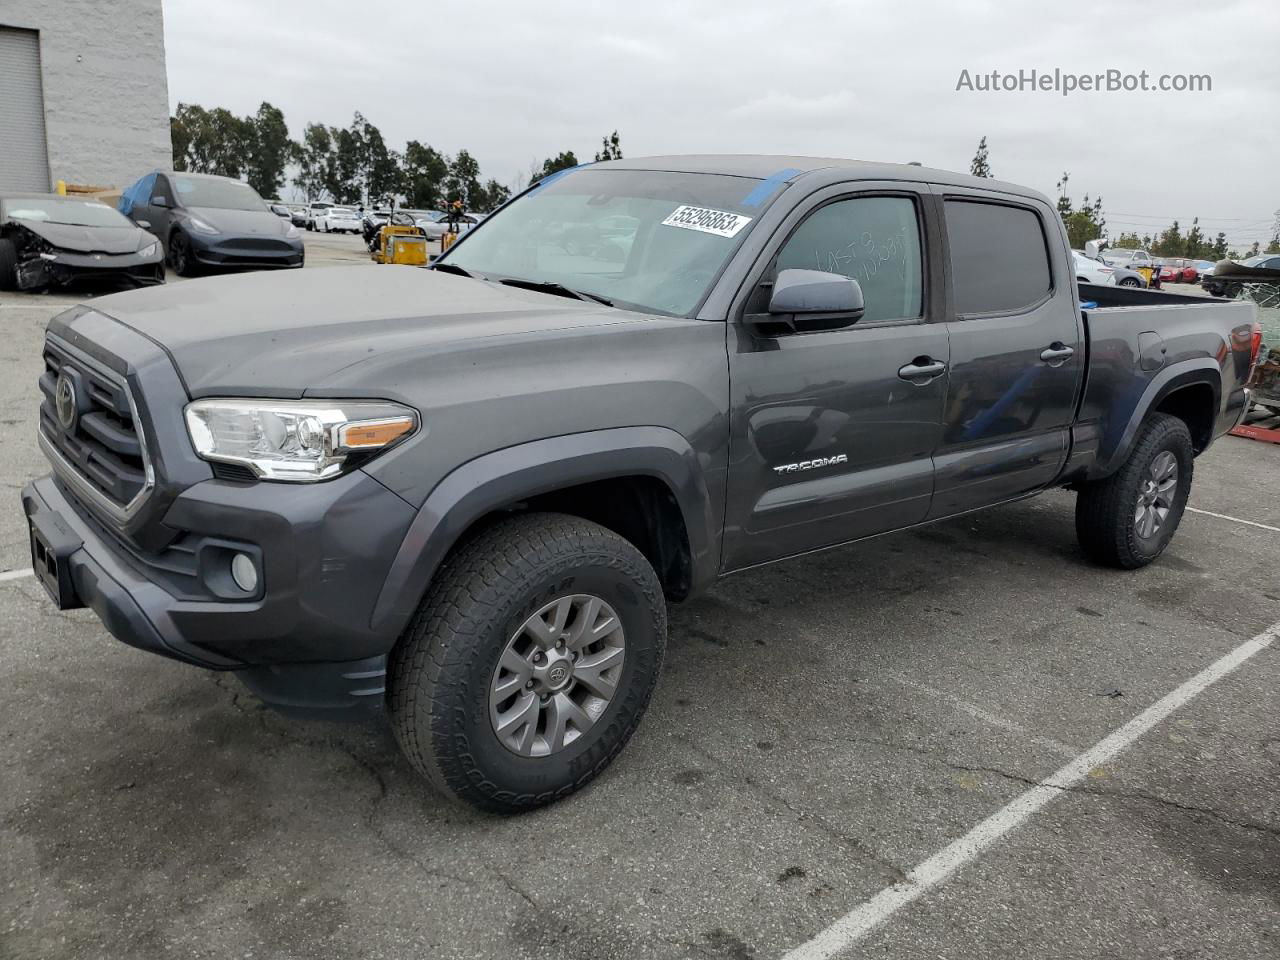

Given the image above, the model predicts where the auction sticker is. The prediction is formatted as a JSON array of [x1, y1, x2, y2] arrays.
[[661, 205, 752, 238]]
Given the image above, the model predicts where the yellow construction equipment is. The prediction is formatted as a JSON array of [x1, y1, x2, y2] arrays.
[[371, 224, 428, 266]]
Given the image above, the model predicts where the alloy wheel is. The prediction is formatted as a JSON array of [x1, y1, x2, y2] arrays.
[[1134, 450, 1178, 539], [489, 594, 626, 757]]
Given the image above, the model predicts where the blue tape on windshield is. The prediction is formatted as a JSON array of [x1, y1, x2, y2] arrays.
[[528, 162, 594, 195], [741, 168, 802, 207]]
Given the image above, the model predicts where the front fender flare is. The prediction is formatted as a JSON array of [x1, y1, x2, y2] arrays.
[[369, 426, 719, 637]]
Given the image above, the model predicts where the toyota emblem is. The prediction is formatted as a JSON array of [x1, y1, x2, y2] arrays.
[[54, 375, 78, 432]]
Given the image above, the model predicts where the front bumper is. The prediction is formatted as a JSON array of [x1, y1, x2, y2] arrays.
[[22, 466, 417, 713], [188, 233, 304, 269], [16, 249, 165, 290]]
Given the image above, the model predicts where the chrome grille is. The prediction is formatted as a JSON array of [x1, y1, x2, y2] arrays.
[[38, 336, 153, 520]]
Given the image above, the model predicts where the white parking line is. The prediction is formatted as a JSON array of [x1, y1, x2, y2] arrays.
[[782, 619, 1280, 960], [1186, 507, 1280, 534], [0, 568, 34, 582]]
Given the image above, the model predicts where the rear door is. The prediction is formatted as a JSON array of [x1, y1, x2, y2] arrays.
[[927, 191, 1084, 519], [722, 182, 949, 570]]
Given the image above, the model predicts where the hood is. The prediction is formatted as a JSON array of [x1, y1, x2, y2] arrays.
[[188, 206, 290, 237], [88, 265, 644, 396], [17, 219, 149, 255]]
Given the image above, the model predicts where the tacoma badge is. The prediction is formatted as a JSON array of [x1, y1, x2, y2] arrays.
[[773, 454, 849, 475]]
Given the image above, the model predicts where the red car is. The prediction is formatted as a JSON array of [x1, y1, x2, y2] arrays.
[[1158, 258, 1199, 283]]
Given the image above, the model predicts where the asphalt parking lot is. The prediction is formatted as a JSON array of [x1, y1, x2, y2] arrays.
[[1, 250, 1277, 960]]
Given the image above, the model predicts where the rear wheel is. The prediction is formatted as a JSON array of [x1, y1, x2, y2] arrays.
[[0, 237, 17, 290], [387, 513, 666, 813], [1075, 413, 1193, 569]]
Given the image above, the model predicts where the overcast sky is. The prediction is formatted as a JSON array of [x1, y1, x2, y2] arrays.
[[163, 0, 1279, 246]]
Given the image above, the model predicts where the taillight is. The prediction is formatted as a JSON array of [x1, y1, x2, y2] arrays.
[[1250, 322, 1264, 371]]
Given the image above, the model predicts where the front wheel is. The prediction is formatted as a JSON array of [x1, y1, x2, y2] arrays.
[[1075, 413, 1194, 569], [1119, 277, 1141, 288], [387, 513, 666, 813], [169, 231, 198, 277]]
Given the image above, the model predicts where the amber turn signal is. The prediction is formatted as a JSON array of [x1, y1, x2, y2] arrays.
[[337, 417, 416, 450]]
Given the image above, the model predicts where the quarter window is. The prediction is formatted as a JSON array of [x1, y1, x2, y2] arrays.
[[945, 200, 1051, 315], [775, 196, 924, 323]]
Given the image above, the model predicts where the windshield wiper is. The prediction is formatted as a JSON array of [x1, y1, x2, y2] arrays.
[[495, 277, 613, 307], [432, 261, 474, 278]]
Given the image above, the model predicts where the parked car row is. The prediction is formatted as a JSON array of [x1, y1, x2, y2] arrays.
[[1, 170, 310, 292], [2, 170, 473, 293], [1085, 245, 1227, 287]]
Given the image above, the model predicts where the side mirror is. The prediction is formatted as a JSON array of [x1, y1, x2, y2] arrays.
[[1085, 239, 1104, 259], [151, 195, 170, 208], [135, 219, 151, 229], [769, 269, 865, 321]]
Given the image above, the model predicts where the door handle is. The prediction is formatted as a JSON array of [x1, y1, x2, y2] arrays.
[[897, 358, 947, 383], [1040, 344, 1075, 365]]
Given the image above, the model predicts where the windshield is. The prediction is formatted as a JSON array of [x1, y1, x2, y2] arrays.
[[438, 168, 775, 316], [4, 198, 131, 228], [1242, 256, 1269, 267], [331, 207, 357, 216], [174, 176, 266, 211]]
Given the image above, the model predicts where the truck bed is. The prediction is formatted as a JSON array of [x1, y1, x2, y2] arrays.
[[1068, 283, 1258, 481]]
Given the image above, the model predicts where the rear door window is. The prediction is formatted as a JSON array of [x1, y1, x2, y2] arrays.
[[945, 200, 1052, 316]]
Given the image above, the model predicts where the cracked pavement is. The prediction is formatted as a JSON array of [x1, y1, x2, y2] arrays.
[[2, 273, 1278, 959]]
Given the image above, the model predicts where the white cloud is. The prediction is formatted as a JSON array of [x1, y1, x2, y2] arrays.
[[160, 0, 1280, 243], [727, 90, 857, 121]]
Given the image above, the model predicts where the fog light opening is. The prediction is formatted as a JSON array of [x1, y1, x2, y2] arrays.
[[231, 552, 259, 593]]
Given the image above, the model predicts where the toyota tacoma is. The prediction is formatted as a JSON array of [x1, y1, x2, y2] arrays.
[[23, 156, 1262, 812]]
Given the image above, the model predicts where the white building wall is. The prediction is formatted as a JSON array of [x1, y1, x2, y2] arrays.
[[0, 0, 170, 190]]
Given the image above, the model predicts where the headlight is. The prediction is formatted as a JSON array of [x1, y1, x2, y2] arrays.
[[140, 241, 159, 258], [185, 399, 418, 482], [187, 215, 219, 235], [285, 223, 300, 239]]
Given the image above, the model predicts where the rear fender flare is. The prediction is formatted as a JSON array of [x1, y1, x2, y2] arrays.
[[1090, 359, 1221, 479], [369, 426, 718, 637]]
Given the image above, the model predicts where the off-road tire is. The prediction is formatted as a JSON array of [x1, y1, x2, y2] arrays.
[[1075, 413, 1194, 569], [0, 238, 17, 290], [387, 513, 666, 813]]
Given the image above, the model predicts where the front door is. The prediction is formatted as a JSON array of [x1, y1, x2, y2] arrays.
[[722, 186, 949, 571], [928, 194, 1085, 519], [149, 174, 176, 251]]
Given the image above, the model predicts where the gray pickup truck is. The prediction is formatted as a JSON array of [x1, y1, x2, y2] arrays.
[[23, 156, 1262, 812]]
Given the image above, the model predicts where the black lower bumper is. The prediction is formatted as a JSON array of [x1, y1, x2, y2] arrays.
[[24, 475, 239, 668], [189, 235, 304, 269], [21, 471, 414, 715]]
